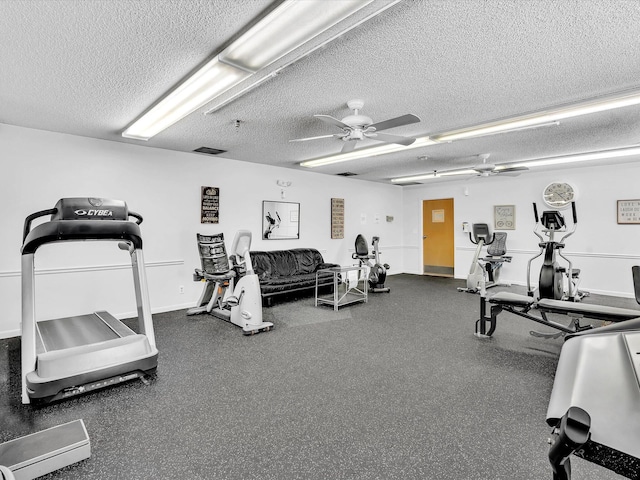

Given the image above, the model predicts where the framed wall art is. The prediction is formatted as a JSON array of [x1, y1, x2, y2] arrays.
[[331, 198, 344, 239], [617, 199, 640, 224], [494, 205, 515, 230], [201, 186, 219, 224], [263, 201, 300, 239]]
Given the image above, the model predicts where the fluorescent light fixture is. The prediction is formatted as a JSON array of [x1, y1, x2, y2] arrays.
[[123, 0, 374, 140], [218, 0, 373, 72], [511, 145, 640, 169], [300, 137, 438, 168], [433, 121, 560, 143], [390, 146, 640, 184], [431, 90, 640, 143], [123, 61, 250, 140]]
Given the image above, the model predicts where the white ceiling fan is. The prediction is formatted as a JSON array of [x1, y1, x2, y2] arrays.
[[470, 154, 529, 177], [290, 99, 421, 153]]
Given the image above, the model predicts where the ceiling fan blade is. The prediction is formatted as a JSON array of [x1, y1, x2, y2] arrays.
[[341, 140, 358, 153], [495, 171, 523, 177], [497, 166, 529, 173], [368, 114, 421, 132], [370, 132, 416, 146], [289, 134, 342, 143], [314, 114, 351, 130]]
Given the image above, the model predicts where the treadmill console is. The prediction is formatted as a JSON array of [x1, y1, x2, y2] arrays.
[[52, 198, 128, 221]]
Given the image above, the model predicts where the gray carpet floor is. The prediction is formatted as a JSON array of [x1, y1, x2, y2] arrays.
[[0, 274, 629, 479]]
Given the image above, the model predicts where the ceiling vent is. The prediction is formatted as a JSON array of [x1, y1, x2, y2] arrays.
[[193, 147, 227, 155], [394, 182, 421, 186], [336, 172, 358, 176]]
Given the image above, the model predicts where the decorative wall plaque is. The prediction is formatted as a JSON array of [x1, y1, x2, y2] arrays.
[[617, 199, 640, 224], [331, 198, 344, 239], [201, 186, 219, 224]]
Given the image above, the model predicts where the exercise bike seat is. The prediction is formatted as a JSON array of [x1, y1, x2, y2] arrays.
[[352, 234, 372, 260], [487, 232, 508, 256], [201, 269, 236, 283]]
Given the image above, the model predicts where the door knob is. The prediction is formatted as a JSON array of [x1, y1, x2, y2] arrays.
[[423, 235, 427, 239]]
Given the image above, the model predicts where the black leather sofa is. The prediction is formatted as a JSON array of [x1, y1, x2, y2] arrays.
[[250, 248, 339, 306]]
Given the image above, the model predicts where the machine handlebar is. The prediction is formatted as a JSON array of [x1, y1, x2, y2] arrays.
[[129, 211, 143, 225], [23, 206, 143, 243], [533, 202, 539, 223], [22, 208, 58, 243], [571, 202, 577, 224]]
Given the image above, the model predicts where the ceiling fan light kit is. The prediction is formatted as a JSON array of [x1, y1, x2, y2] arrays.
[[122, 0, 376, 140], [291, 99, 421, 154]]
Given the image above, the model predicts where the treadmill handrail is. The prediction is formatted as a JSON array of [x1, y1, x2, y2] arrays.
[[22, 208, 57, 243], [21, 219, 143, 255], [129, 211, 143, 225]]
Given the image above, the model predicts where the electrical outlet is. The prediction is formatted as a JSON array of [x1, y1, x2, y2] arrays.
[[179, 285, 184, 294]]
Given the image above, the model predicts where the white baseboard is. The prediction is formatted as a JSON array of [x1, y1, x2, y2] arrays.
[[0, 328, 20, 340]]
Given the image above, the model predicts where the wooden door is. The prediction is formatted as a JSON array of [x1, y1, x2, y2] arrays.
[[422, 198, 454, 276]]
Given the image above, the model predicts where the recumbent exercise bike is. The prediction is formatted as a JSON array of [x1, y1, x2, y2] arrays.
[[187, 230, 273, 335], [458, 223, 511, 295], [527, 202, 588, 302], [352, 234, 390, 293]]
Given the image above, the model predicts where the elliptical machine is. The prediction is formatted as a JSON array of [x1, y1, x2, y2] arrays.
[[458, 223, 512, 294], [352, 234, 390, 293], [527, 202, 588, 302], [187, 230, 273, 335]]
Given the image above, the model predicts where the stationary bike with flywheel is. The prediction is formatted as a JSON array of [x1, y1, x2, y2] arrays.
[[458, 223, 511, 295], [352, 234, 390, 293]]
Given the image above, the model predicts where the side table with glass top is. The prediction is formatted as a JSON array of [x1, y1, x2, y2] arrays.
[[315, 265, 368, 311]]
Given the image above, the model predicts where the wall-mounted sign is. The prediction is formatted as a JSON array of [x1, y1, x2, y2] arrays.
[[432, 209, 445, 223], [617, 199, 640, 224], [201, 186, 219, 224], [331, 198, 344, 239]]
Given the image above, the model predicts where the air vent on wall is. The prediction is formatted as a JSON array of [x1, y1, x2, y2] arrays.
[[193, 147, 227, 155], [336, 172, 358, 176]]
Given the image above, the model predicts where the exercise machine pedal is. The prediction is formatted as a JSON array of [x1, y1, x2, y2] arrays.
[[530, 330, 565, 339]]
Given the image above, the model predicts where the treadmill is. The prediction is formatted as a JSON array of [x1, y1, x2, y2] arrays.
[[21, 198, 158, 404]]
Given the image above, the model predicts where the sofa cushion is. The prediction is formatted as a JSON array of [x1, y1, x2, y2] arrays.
[[251, 248, 329, 279], [260, 272, 334, 294]]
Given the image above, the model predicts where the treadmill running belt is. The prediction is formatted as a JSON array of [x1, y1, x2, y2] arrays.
[[37, 313, 122, 351]]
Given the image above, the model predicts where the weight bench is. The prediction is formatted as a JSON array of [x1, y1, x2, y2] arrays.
[[475, 291, 640, 338], [545, 314, 640, 479]]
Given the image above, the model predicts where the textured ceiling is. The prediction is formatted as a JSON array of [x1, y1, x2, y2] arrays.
[[2, 0, 640, 184]]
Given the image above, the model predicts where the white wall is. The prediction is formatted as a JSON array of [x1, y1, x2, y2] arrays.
[[0, 124, 403, 338], [6, 123, 639, 339], [401, 163, 640, 298]]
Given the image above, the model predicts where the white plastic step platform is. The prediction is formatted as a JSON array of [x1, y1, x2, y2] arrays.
[[0, 419, 90, 480]]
